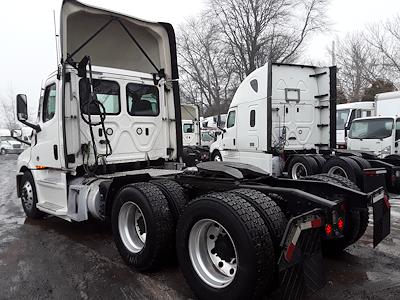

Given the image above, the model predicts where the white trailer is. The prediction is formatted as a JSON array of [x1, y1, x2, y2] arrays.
[[13, 1, 389, 299], [336, 101, 375, 148]]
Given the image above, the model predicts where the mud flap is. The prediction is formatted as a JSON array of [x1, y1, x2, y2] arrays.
[[371, 189, 391, 247], [277, 210, 326, 300]]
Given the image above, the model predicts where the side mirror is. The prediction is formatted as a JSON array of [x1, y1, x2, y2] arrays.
[[15, 94, 41, 132], [16, 94, 28, 121], [11, 129, 22, 138]]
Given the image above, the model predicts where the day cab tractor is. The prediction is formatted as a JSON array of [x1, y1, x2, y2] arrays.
[[14, 1, 390, 299]]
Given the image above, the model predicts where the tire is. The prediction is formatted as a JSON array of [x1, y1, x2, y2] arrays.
[[20, 171, 44, 219], [111, 182, 174, 271], [348, 156, 371, 170], [304, 174, 368, 253], [288, 155, 319, 179], [212, 150, 222, 162], [322, 156, 363, 187], [176, 192, 274, 300], [151, 179, 187, 223], [0, 148, 6, 155], [230, 189, 287, 253], [309, 154, 326, 173]]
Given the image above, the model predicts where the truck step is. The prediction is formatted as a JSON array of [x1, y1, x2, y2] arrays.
[[37, 202, 67, 215], [315, 105, 329, 109]]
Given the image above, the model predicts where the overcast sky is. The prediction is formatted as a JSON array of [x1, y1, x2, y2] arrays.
[[0, 0, 400, 112]]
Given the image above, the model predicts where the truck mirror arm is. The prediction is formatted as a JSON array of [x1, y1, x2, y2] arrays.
[[20, 120, 41, 133], [11, 136, 31, 146]]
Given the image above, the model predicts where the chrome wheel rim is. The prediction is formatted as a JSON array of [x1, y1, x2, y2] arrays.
[[188, 219, 238, 289], [21, 181, 34, 211], [291, 162, 307, 179], [118, 202, 147, 253], [214, 155, 222, 162], [328, 166, 348, 178]]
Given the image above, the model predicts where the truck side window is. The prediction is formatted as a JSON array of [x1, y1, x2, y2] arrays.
[[43, 84, 56, 122], [183, 124, 194, 133], [250, 110, 256, 127], [227, 111, 236, 128], [396, 120, 400, 140], [80, 79, 120, 115], [127, 83, 159, 116]]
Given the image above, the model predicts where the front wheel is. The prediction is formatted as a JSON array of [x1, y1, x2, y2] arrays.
[[20, 171, 44, 219], [212, 151, 222, 162], [0, 148, 6, 155]]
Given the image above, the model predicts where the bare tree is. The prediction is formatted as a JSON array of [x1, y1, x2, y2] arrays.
[[178, 18, 239, 116], [0, 84, 19, 131], [367, 15, 400, 89], [208, 0, 330, 76]]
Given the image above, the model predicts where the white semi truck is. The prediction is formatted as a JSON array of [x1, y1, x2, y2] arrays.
[[336, 101, 375, 149], [13, 1, 389, 299]]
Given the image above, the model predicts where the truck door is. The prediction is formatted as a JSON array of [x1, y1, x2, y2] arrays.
[[221, 108, 239, 161], [31, 78, 62, 169]]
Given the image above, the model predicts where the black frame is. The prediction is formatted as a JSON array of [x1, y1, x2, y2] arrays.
[[79, 78, 121, 116], [126, 82, 160, 117], [42, 83, 57, 123]]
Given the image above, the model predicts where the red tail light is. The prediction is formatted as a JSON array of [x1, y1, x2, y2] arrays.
[[337, 217, 344, 231], [325, 224, 333, 236]]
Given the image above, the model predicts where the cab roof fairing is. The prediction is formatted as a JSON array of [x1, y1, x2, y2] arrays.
[[59, 0, 178, 80]]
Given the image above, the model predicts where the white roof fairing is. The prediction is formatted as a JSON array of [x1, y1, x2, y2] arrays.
[[60, 0, 175, 78]]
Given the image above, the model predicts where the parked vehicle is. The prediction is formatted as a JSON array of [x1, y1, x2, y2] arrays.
[[208, 62, 400, 192], [14, 1, 390, 299], [344, 91, 400, 192], [0, 129, 24, 155], [336, 101, 375, 149]]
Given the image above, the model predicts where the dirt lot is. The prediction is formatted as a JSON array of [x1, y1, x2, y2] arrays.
[[1, 154, 400, 299]]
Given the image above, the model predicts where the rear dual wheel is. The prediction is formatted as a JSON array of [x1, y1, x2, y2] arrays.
[[322, 156, 371, 188], [177, 191, 283, 300], [288, 155, 325, 179]]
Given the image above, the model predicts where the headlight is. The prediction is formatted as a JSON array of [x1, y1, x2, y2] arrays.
[[381, 146, 391, 156]]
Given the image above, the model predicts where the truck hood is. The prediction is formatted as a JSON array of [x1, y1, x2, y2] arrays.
[[60, 0, 178, 78]]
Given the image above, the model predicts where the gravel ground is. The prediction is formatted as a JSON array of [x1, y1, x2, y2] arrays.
[[0, 154, 399, 299]]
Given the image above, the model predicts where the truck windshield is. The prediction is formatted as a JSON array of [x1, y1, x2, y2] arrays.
[[349, 118, 393, 139], [337, 109, 350, 130]]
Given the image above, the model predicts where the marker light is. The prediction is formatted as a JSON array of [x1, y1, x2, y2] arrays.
[[325, 224, 333, 236], [337, 218, 345, 232]]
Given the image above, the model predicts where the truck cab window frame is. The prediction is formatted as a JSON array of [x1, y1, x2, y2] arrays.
[[79, 79, 121, 115], [227, 110, 236, 128], [42, 83, 57, 123], [126, 83, 159, 117]]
